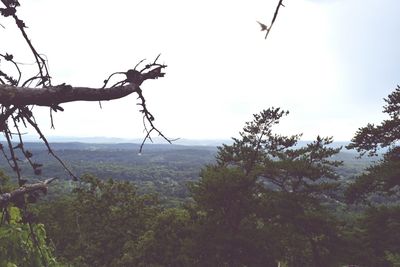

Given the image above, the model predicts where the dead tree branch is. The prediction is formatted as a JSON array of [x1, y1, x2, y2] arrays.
[[0, 177, 56, 208], [0, 64, 166, 107], [0, 83, 140, 106], [257, 0, 285, 39]]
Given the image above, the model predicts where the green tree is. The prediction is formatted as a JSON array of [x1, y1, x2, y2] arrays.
[[116, 208, 195, 267], [38, 175, 160, 266], [344, 86, 400, 266], [0, 206, 62, 267], [189, 108, 345, 267], [346, 86, 400, 202], [190, 167, 278, 266], [353, 206, 400, 267], [0, 170, 61, 267]]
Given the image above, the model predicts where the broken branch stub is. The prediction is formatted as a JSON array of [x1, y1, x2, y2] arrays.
[[0, 177, 57, 208]]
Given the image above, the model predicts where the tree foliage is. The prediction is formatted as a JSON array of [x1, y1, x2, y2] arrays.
[[24, 105, 400, 266], [38, 175, 160, 266], [0, 206, 61, 267], [346, 86, 400, 202], [0, 170, 61, 266], [348, 86, 400, 156], [189, 107, 345, 266]]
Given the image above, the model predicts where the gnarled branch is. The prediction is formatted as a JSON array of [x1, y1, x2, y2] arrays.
[[0, 177, 56, 208], [0, 83, 140, 107]]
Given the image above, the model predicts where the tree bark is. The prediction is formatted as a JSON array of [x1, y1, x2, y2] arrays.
[[0, 178, 56, 208], [0, 83, 139, 106]]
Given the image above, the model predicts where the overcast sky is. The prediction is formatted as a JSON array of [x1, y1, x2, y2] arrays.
[[1, 0, 399, 142]]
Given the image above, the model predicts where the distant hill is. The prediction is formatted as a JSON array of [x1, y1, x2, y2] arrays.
[[0, 135, 359, 151], [1, 135, 232, 147]]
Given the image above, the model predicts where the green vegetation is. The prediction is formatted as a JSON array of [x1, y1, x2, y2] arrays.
[[0, 143, 216, 203], [0, 171, 61, 267], [346, 87, 400, 203], [0, 87, 399, 266], [0, 142, 372, 205]]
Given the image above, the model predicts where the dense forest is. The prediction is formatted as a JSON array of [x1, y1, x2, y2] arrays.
[[1, 94, 400, 266], [0, 141, 375, 202]]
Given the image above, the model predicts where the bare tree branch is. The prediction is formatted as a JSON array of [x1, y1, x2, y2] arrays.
[[0, 63, 166, 107], [0, 83, 140, 106], [257, 0, 285, 39], [0, 177, 56, 208]]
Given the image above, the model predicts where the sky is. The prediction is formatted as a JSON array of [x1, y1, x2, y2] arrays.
[[1, 0, 399, 142]]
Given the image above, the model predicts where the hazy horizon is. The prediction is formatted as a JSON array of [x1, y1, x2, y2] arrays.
[[4, 134, 353, 147]]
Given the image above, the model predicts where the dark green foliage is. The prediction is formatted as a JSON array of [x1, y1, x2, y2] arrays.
[[0, 143, 216, 203], [190, 167, 278, 266], [362, 206, 400, 266], [216, 108, 342, 196], [347, 86, 400, 156], [345, 148, 400, 203], [340, 87, 400, 266], [116, 208, 195, 266], [346, 86, 400, 202], [189, 108, 345, 266], [0, 169, 11, 193], [0, 142, 370, 204], [4, 103, 397, 267], [348, 206, 400, 267], [38, 175, 160, 266], [31, 108, 351, 266]]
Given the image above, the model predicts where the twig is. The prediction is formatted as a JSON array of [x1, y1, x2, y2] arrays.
[[23, 113, 78, 181], [136, 87, 178, 153], [0, 53, 22, 85], [12, 115, 43, 176], [3, 128, 22, 185], [258, 0, 285, 40]]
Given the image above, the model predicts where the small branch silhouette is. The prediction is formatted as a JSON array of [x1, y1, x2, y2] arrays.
[[257, 0, 285, 39]]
